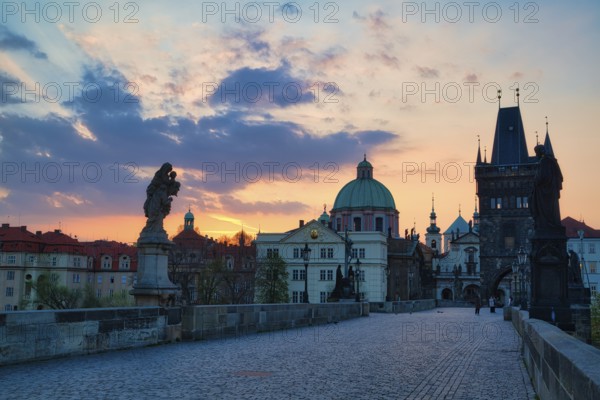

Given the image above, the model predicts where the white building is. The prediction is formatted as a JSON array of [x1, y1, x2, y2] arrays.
[[255, 219, 388, 303], [564, 217, 600, 299]]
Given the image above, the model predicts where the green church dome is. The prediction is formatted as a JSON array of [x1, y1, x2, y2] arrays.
[[332, 156, 396, 211]]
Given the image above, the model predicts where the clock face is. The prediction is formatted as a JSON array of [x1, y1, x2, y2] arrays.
[[310, 229, 319, 239]]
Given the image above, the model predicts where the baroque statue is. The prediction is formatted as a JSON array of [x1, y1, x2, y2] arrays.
[[141, 162, 181, 235]]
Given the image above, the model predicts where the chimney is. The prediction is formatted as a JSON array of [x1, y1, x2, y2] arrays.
[[20, 226, 27, 232], [299, 220, 304, 228], [36, 231, 42, 236], [55, 229, 61, 234]]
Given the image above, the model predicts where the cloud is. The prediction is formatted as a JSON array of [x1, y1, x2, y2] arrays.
[[416, 66, 439, 79], [464, 73, 478, 81], [208, 61, 320, 108], [0, 26, 47, 59], [0, 71, 23, 105], [219, 195, 310, 215]]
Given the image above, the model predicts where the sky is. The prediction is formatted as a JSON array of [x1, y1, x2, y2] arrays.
[[1, 0, 599, 244]]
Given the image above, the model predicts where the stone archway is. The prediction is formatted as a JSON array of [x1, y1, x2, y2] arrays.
[[463, 284, 480, 302], [489, 266, 513, 304], [441, 288, 453, 300]]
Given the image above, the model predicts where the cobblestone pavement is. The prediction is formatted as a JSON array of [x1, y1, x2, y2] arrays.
[[1, 308, 536, 400]]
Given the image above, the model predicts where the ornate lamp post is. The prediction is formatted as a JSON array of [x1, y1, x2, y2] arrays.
[[355, 258, 361, 302], [511, 261, 519, 306], [302, 243, 311, 303], [517, 246, 528, 309]]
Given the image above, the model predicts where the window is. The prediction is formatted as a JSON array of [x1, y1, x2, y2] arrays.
[[353, 217, 362, 232], [292, 291, 305, 303], [98, 275, 103, 284], [87, 274, 93, 284], [73, 257, 81, 268], [120, 256, 130, 269], [320, 292, 328, 303], [109, 289, 114, 297], [336, 218, 342, 231], [491, 198, 502, 209], [591, 284, 597, 298], [327, 248, 334, 258], [51, 256, 57, 266], [5, 287, 14, 297], [320, 248, 327, 258], [7, 255, 16, 264], [292, 269, 306, 281], [72, 273, 80, 283], [590, 244, 596, 254], [28, 255, 36, 263], [102, 256, 112, 269], [589, 262, 597, 274], [121, 276, 127, 285], [6, 271, 15, 280], [431, 240, 437, 249], [97, 289, 102, 298], [359, 248, 365, 259], [293, 248, 299, 258], [375, 217, 384, 232], [266, 248, 279, 258], [351, 248, 357, 259], [110, 276, 115, 284], [516, 197, 529, 209], [320, 269, 333, 280]]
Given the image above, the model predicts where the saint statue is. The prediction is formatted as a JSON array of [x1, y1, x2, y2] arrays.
[[142, 163, 181, 235], [530, 145, 563, 230]]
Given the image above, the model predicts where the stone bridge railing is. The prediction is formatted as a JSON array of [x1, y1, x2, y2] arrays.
[[0, 302, 368, 366], [511, 308, 600, 400]]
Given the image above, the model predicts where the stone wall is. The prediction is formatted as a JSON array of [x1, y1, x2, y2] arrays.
[[0, 303, 368, 365], [0, 307, 181, 366], [181, 302, 368, 341], [511, 308, 600, 400], [370, 299, 436, 313]]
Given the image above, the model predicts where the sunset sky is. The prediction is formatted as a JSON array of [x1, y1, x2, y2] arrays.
[[1, 0, 599, 244]]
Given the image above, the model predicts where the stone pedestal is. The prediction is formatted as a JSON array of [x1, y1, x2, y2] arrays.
[[529, 228, 573, 330], [130, 231, 178, 306]]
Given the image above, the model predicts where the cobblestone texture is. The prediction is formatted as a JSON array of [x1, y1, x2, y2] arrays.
[[0, 308, 536, 399]]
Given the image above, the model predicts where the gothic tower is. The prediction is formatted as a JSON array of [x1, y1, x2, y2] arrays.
[[475, 106, 539, 298], [426, 195, 441, 254]]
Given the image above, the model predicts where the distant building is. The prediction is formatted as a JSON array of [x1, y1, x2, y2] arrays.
[[170, 209, 255, 305], [0, 223, 137, 310], [563, 217, 600, 298]]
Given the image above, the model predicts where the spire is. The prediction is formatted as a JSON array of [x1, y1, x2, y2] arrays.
[[476, 134, 482, 164], [490, 106, 529, 165], [473, 196, 480, 233], [544, 116, 555, 157], [484, 146, 487, 163], [498, 89, 502, 109], [458, 204, 461, 216], [427, 193, 440, 234]]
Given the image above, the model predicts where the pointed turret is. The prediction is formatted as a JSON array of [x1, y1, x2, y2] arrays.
[[476, 135, 483, 164], [543, 116, 555, 157], [425, 194, 442, 252]]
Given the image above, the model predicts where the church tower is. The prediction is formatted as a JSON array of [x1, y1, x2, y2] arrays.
[[425, 195, 442, 254], [475, 104, 538, 298], [184, 208, 195, 231]]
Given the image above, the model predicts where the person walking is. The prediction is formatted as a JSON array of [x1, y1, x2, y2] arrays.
[[489, 296, 495, 313], [475, 297, 481, 315]]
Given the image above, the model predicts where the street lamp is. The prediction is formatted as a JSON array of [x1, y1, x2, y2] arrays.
[[302, 243, 311, 303], [408, 271, 414, 300], [355, 258, 361, 302], [517, 246, 528, 309], [511, 261, 519, 306]]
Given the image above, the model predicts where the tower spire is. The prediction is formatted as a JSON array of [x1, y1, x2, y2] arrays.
[[476, 134, 482, 164], [497, 89, 502, 109], [543, 116, 555, 157]]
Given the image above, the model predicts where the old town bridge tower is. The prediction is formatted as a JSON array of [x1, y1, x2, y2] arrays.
[[475, 105, 551, 299]]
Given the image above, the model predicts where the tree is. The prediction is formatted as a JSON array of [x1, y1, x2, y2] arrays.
[[33, 273, 81, 309], [255, 255, 289, 304], [196, 259, 226, 305]]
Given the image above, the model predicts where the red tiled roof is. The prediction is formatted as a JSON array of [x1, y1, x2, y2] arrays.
[[562, 217, 600, 238], [0, 224, 43, 252]]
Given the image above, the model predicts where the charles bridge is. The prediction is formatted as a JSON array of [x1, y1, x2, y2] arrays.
[[1, 302, 599, 399]]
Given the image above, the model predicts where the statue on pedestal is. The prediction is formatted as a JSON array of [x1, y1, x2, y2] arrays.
[[142, 162, 181, 237]]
